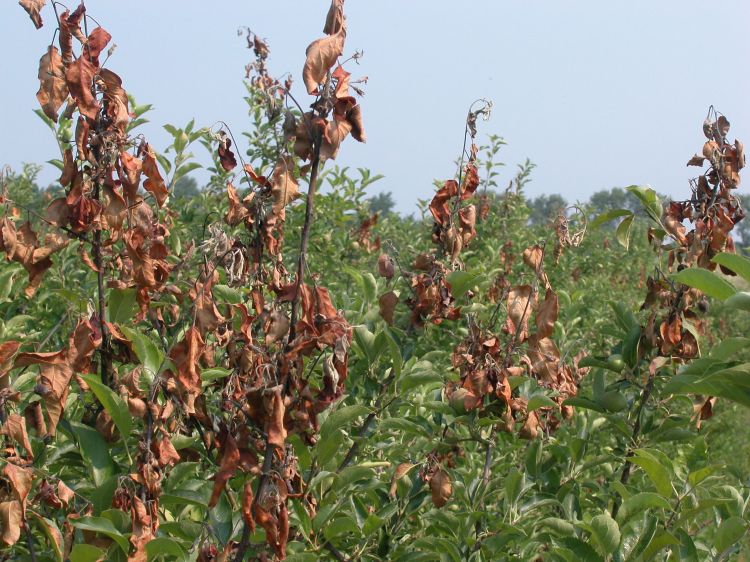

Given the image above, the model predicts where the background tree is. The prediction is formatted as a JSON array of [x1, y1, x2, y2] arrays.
[[526, 193, 567, 225], [367, 191, 396, 216], [172, 175, 200, 199], [588, 186, 642, 215]]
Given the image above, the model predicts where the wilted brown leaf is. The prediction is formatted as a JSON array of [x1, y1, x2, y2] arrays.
[[19, 0, 46, 29], [429, 469, 452, 507], [36, 46, 68, 122], [65, 56, 99, 120], [142, 144, 169, 207], [99, 69, 130, 134], [503, 285, 535, 342], [209, 434, 240, 508], [0, 219, 69, 297], [303, 31, 345, 95], [389, 462, 415, 497], [323, 0, 345, 34], [1, 413, 34, 459], [535, 288, 559, 340], [379, 290, 398, 325], [2, 463, 33, 515], [241, 481, 256, 533], [218, 136, 237, 172], [0, 501, 21, 546], [377, 253, 395, 280], [270, 157, 300, 216], [266, 387, 287, 450]]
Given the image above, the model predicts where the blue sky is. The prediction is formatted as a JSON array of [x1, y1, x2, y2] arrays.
[[2, 1, 749, 213]]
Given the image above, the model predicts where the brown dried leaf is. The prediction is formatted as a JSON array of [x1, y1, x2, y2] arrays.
[[36, 45, 68, 122], [209, 434, 240, 508], [377, 253, 395, 280], [323, 0, 345, 34], [266, 387, 287, 450], [429, 469, 452, 508], [168, 327, 204, 414], [99, 69, 130, 134], [57, 480, 75, 507], [379, 290, 398, 325], [2, 463, 33, 515], [218, 137, 237, 172], [19, 0, 46, 29], [503, 285, 535, 342], [389, 462, 415, 497], [0, 501, 21, 546], [0, 341, 21, 387], [519, 410, 539, 439], [241, 481, 256, 533], [65, 56, 99, 119], [535, 288, 559, 340], [303, 31, 345, 95], [1, 413, 34, 459], [142, 144, 169, 207], [270, 157, 300, 215]]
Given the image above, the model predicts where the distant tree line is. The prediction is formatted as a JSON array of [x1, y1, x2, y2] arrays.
[[3, 164, 749, 251]]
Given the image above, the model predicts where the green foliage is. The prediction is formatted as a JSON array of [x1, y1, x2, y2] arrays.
[[2, 6, 749, 562]]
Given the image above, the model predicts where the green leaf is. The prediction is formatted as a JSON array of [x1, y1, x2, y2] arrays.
[[626, 185, 662, 225], [672, 268, 736, 300], [590, 209, 633, 229], [323, 516, 360, 540], [587, 512, 621, 556], [30, 514, 64, 561], [285, 554, 319, 562], [161, 488, 210, 508], [557, 537, 604, 562], [538, 517, 576, 536], [615, 214, 634, 250], [107, 288, 137, 324], [213, 284, 243, 305], [0, 267, 19, 301], [315, 428, 345, 466], [362, 514, 385, 537], [353, 325, 377, 363], [146, 537, 188, 561], [562, 396, 606, 413], [120, 326, 165, 379], [712, 252, 750, 284], [362, 272, 378, 303], [626, 515, 657, 561], [80, 374, 132, 440], [616, 492, 671, 525], [715, 516, 748, 552], [504, 468, 524, 507], [641, 530, 679, 560], [71, 516, 130, 553], [334, 466, 375, 492], [69, 544, 106, 562], [201, 367, 232, 384], [664, 363, 750, 408], [400, 370, 444, 393], [69, 422, 115, 487], [528, 394, 557, 411], [446, 270, 481, 298], [621, 325, 641, 368], [383, 328, 403, 376], [630, 449, 674, 497], [320, 405, 371, 440]]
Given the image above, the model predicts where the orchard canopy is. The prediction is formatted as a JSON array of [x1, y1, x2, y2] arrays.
[[0, 1, 749, 561]]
